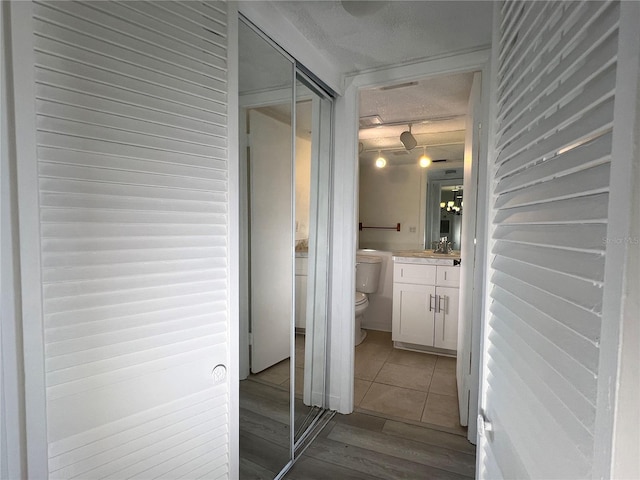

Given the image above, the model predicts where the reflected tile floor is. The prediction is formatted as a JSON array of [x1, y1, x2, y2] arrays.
[[355, 330, 466, 435], [251, 330, 465, 435]]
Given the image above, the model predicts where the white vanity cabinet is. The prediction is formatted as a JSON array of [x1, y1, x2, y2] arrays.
[[392, 262, 460, 351]]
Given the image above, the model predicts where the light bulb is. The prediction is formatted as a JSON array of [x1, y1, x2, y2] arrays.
[[419, 155, 431, 168], [440, 202, 446, 208], [447, 201, 454, 207], [375, 156, 386, 168]]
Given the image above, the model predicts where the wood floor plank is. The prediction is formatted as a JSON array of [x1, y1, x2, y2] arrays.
[[240, 407, 290, 448], [332, 411, 388, 433], [286, 454, 377, 480], [383, 420, 477, 454], [239, 457, 278, 480], [328, 423, 475, 477], [240, 379, 290, 402], [240, 388, 290, 425], [239, 432, 290, 477], [298, 435, 473, 480]]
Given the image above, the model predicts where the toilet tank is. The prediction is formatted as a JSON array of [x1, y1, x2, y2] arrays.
[[356, 255, 382, 293]]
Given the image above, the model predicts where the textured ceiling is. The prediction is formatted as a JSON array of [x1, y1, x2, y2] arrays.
[[359, 72, 475, 167], [271, 1, 493, 74]]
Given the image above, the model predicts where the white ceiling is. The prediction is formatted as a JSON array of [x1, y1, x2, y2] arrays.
[[358, 72, 474, 167], [242, 1, 493, 169], [271, 1, 493, 75]]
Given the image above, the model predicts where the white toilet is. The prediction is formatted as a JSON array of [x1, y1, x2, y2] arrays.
[[354, 254, 382, 346]]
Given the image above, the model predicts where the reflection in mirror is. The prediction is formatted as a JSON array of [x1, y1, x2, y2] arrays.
[[425, 169, 464, 251], [239, 18, 334, 478], [239, 18, 293, 475], [438, 186, 463, 250]]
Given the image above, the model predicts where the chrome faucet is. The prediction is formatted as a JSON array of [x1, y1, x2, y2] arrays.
[[432, 237, 452, 254]]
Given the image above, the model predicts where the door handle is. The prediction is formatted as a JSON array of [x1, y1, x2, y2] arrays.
[[429, 294, 435, 312], [438, 295, 446, 314]]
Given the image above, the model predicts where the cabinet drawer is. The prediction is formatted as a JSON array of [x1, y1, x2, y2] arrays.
[[393, 263, 436, 285], [436, 266, 460, 287]]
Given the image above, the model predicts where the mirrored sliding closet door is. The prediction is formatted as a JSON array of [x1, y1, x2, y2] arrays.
[[238, 16, 334, 478]]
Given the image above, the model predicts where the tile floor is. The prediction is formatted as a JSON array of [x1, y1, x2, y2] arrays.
[[250, 329, 465, 435], [354, 330, 464, 434]]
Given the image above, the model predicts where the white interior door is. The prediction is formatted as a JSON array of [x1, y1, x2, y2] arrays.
[[248, 109, 293, 374], [457, 71, 481, 438], [480, 1, 621, 477], [9, 1, 234, 477]]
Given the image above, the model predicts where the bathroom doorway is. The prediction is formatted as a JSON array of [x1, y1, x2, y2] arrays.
[[354, 67, 485, 442]]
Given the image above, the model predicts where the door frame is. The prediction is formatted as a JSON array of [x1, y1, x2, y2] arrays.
[[330, 48, 492, 446]]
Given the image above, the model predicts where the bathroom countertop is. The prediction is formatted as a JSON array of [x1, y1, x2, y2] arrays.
[[392, 250, 461, 266]]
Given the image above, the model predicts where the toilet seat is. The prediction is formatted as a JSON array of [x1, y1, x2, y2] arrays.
[[355, 291, 367, 306]]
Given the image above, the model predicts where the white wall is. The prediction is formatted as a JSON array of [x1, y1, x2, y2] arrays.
[[358, 162, 426, 251]]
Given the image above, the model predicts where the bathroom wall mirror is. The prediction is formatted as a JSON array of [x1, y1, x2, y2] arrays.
[[239, 16, 334, 477], [425, 170, 464, 251]]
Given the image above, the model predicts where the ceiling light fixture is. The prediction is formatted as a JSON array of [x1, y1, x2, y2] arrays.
[[419, 146, 431, 168], [375, 151, 386, 168], [400, 124, 417, 150]]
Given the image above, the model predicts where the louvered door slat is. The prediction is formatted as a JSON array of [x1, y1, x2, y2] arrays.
[[491, 285, 598, 372], [493, 223, 608, 251], [37, 101, 225, 148], [497, 82, 615, 165], [491, 271, 601, 342], [486, 345, 591, 475], [497, 2, 585, 108], [492, 241, 605, 281], [498, 33, 617, 147], [495, 131, 612, 194], [13, 0, 232, 477], [36, 1, 227, 67], [497, 2, 556, 82], [123, 1, 226, 50], [37, 84, 227, 137], [488, 334, 593, 457], [494, 163, 610, 209], [497, 1, 612, 121], [33, 18, 227, 92], [482, 1, 619, 477]]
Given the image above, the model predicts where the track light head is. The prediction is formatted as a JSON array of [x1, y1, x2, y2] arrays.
[[400, 124, 417, 150]]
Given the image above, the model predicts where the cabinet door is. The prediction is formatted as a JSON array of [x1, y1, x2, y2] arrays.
[[392, 283, 436, 345], [434, 286, 459, 350]]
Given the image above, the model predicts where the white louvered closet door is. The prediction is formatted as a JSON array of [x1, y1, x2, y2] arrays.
[[11, 1, 232, 478], [480, 1, 619, 479]]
